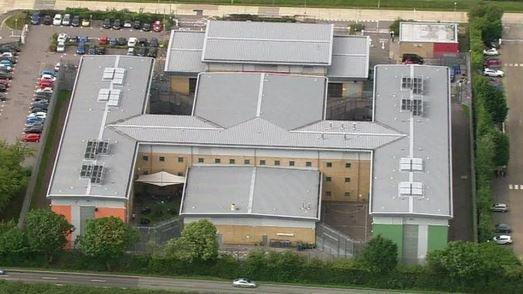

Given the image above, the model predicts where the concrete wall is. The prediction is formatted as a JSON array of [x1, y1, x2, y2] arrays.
[[135, 145, 371, 202]]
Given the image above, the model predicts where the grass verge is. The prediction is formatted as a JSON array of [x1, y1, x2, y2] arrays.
[[4, 12, 27, 30], [82, 0, 523, 12], [30, 90, 71, 209]]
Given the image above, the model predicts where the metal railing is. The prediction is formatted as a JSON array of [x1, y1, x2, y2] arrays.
[[315, 222, 365, 258]]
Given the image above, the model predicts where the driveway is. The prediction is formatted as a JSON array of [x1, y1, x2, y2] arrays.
[[492, 23, 523, 257]]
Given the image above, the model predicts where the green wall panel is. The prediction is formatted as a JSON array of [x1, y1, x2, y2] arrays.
[[427, 225, 448, 252], [373, 224, 404, 258]]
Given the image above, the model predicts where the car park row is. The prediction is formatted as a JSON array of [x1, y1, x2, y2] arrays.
[[0, 43, 19, 103]]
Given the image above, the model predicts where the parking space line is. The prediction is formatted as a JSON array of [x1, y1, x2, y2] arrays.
[[509, 184, 513, 189], [515, 185, 519, 190]]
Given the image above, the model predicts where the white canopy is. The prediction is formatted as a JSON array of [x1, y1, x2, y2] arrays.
[[136, 171, 185, 187]]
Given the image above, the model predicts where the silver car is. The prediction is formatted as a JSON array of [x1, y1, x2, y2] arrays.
[[493, 235, 512, 245], [232, 278, 257, 288], [491, 203, 508, 212]]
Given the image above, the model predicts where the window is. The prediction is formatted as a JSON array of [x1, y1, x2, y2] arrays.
[[244, 159, 251, 165], [198, 158, 204, 163], [289, 161, 295, 166], [328, 83, 343, 98], [188, 77, 197, 94], [344, 192, 351, 197], [178, 157, 184, 163], [325, 191, 332, 197], [260, 160, 266, 165], [306, 161, 312, 167], [345, 177, 351, 183], [142, 155, 149, 161], [229, 159, 235, 164], [215, 158, 221, 164], [159, 156, 165, 162], [345, 162, 352, 168], [325, 177, 332, 182], [326, 162, 332, 168], [274, 160, 280, 166]]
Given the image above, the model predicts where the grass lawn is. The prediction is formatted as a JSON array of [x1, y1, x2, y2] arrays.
[[84, 0, 523, 12], [30, 90, 71, 209], [4, 12, 28, 30]]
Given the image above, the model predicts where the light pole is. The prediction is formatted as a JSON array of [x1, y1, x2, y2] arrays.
[[454, 2, 457, 11], [378, 0, 380, 9]]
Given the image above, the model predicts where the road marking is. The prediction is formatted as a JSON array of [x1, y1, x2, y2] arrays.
[[90, 279, 106, 283], [515, 184, 519, 190], [515, 64, 519, 67], [509, 184, 513, 189], [41, 276, 57, 280]]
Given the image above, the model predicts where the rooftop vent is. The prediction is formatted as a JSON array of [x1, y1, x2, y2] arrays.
[[399, 157, 423, 171], [401, 77, 424, 94], [107, 89, 121, 106], [80, 162, 105, 184], [401, 98, 423, 116], [398, 181, 423, 197], [84, 140, 110, 159], [102, 67, 115, 80]]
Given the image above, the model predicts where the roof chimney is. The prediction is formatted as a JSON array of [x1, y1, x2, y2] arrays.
[[230, 203, 237, 211]]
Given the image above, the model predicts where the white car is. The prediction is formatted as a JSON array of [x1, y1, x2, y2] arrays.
[[57, 33, 68, 43], [40, 74, 57, 82], [81, 18, 90, 27], [0, 64, 12, 71], [493, 235, 512, 245], [127, 47, 135, 56], [35, 87, 53, 94], [483, 48, 499, 56], [232, 278, 257, 288], [1, 52, 14, 58], [27, 112, 47, 119], [56, 41, 65, 53], [53, 14, 62, 26], [491, 203, 508, 212], [62, 14, 71, 26], [127, 37, 137, 47], [484, 68, 504, 77], [54, 62, 61, 72]]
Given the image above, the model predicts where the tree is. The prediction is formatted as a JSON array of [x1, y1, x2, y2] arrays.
[[493, 130, 509, 166], [428, 241, 520, 288], [78, 217, 138, 270], [358, 235, 398, 273], [165, 219, 218, 263], [0, 141, 31, 213], [25, 209, 73, 262], [0, 221, 28, 257]]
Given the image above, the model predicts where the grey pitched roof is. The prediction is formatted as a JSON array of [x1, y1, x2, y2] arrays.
[[327, 36, 370, 79], [165, 31, 206, 73], [193, 72, 326, 130], [371, 65, 452, 218], [201, 20, 334, 66], [181, 166, 320, 220], [48, 56, 154, 199], [399, 22, 458, 43]]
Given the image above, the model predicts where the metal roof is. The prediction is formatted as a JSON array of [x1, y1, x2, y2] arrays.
[[371, 65, 452, 218], [399, 22, 458, 43], [181, 166, 321, 220], [201, 20, 334, 66], [193, 72, 327, 130], [327, 36, 370, 79], [165, 30, 206, 74], [47, 56, 154, 199]]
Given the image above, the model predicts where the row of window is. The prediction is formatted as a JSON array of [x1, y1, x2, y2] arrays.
[[325, 191, 352, 197], [325, 177, 351, 182], [142, 155, 354, 168]]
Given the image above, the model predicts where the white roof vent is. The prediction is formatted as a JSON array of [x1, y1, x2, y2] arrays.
[[399, 157, 423, 171], [107, 89, 121, 106], [398, 182, 423, 197], [102, 67, 115, 80]]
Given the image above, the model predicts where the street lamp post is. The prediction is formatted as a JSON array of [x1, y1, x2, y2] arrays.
[[454, 2, 457, 11], [378, 0, 381, 9]]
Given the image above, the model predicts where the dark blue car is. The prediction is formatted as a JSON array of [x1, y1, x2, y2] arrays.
[[31, 12, 40, 25], [76, 42, 86, 55]]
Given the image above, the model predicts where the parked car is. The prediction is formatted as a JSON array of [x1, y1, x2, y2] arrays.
[[0, 269, 5, 275], [232, 278, 257, 288], [493, 235, 512, 245], [31, 105, 48, 113], [150, 37, 159, 48], [484, 58, 502, 68], [127, 47, 135, 56], [31, 12, 40, 25], [495, 223, 512, 234], [0, 93, 6, 101], [40, 74, 56, 82], [76, 42, 87, 55], [483, 48, 499, 56], [25, 117, 44, 126], [28, 112, 47, 119], [71, 15, 80, 27], [109, 38, 118, 47], [136, 47, 147, 56], [20, 133, 41, 143], [123, 20, 132, 28], [152, 20, 162, 32], [127, 37, 137, 47], [81, 18, 90, 27], [489, 39, 501, 49], [56, 41, 65, 53], [0, 84, 6, 92], [0, 64, 13, 72], [57, 33, 68, 43], [41, 70, 56, 77], [112, 19, 122, 30], [0, 79, 9, 87], [142, 23, 151, 32], [43, 15, 52, 25], [38, 80, 54, 88], [402, 53, 424, 64], [36, 87, 53, 94], [491, 203, 508, 212], [147, 47, 158, 58], [484, 68, 504, 77], [98, 36, 109, 46], [87, 47, 96, 55], [102, 19, 111, 29], [62, 14, 71, 26], [138, 37, 148, 47], [117, 37, 127, 46], [32, 100, 49, 108], [54, 62, 61, 72], [0, 71, 12, 79], [24, 124, 44, 134], [95, 47, 105, 55], [53, 14, 62, 26], [133, 20, 141, 29]]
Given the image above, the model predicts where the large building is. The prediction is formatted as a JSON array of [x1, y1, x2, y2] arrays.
[[399, 22, 459, 59], [48, 21, 452, 262]]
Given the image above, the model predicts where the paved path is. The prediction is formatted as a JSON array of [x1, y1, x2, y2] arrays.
[[0, 268, 412, 293]]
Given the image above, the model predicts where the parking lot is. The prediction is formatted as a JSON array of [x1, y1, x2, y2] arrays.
[[0, 20, 168, 145], [492, 23, 523, 257]]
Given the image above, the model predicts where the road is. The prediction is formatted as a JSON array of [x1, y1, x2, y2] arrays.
[[492, 22, 523, 257], [0, 269, 405, 293]]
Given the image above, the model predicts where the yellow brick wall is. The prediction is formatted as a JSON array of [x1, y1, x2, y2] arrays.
[[135, 152, 370, 202], [215, 224, 316, 245], [171, 76, 190, 95]]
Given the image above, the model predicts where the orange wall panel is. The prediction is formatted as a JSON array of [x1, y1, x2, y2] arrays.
[[95, 207, 127, 222], [51, 205, 72, 223]]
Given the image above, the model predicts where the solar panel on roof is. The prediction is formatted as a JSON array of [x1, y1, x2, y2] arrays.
[[97, 89, 110, 101], [80, 163, 94, 177], [90, 165, 104, 184], [84, 140, 110, 159]]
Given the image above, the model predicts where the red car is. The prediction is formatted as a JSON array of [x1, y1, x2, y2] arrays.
[[21, 133, 41, 142], [98, 35, 108, 46], [38, 80, 53, 88], [152, 20, 162, 32], [484, 58, 502, 68]]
